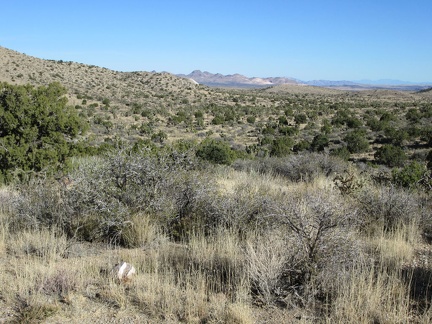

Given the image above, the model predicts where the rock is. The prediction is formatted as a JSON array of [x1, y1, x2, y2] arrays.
[[112, 262, 136, 283]]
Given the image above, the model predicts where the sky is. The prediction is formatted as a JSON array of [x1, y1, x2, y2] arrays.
[[1, 1, 431, 82]]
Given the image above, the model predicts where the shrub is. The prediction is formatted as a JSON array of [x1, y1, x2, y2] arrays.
[[374, 145, 407, 167], [331, 146, 351, 161], [246, 116, 256, 124], [406, 108, 422, 123], [270, 136, 294, 157], [196, 138, 236, 165], [151, 130, 168, 143], [294, 113, 307, 124], [384, 127, 408, 146], [0, 82, 88, 183], [279, 126, 298, 136], [269, 188, 362, 299], [194, 110, 203, 118], [344, 129, 369, 153], [293, 140, 311, 152], [211, 115, 225, 125], [234, 153, 348, 183], [321, 119, 332, 134], [355, 184, 421, 231], [366, 116, 385, 132], [346, 116, 363, 128], [278, 116, 289, 125], [311, 134, 329, 152], [392, 161, 427, 188], [11, 147, 203, 244]]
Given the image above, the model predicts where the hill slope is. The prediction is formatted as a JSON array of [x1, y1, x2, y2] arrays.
[[0, 46, 212, 108]]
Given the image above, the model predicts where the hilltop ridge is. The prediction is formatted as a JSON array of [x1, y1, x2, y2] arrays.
[[0, 46, 209, 108]]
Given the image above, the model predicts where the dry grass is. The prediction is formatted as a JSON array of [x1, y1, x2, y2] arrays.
[[372, 222, 420, 269], [0, 164, 431, 322], [328, 264, 413, 323]]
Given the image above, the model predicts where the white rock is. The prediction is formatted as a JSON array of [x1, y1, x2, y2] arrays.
[[112, 261, 136, 282]]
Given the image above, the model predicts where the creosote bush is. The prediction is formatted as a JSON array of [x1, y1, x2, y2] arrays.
[[355, 184, 422, 233], [10, 145, 207, 244], [269, 187, 362, 297], [233, 153, 348, 183]]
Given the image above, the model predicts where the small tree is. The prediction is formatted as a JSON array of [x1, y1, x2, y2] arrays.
[[0, 82, 88, 182], [331, 146, 351, 161], [344, 129, 369, 153], [392, 161, 427, 188], [270, 136, 294, 157], [374, 144, 407, 167], [311, 134, 329, 152], [196, 138, 236, 165]]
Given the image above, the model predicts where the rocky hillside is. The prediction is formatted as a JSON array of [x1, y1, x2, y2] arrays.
[[0, 46, 222, 109]]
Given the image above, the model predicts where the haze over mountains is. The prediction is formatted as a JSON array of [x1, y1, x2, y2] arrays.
[[178, 70, 432, 91]]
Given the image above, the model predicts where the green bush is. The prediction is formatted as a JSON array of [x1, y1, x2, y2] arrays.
[[405, 108, 422, 123], [196, 138, 236, 165], [246, 116, 256, 124], [374, 144, 407, 167], [294, 113, 307, 124], [0, 82, 88, 183], [279, 126, 298, 136], [331, 146, 351, 161], [384, 127, 408, 146], [270, 136, 294, 157], [321, 119, 332, 134], [211, 115, 225, 125], [311, 134, 329, 152], [392, 161, 427, 188], [278, 116, 289, 125], [293, 140, 311, 152], [344, 129, 369, 153]]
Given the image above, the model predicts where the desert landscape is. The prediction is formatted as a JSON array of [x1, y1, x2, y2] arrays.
[[1, 46, 432, 323]]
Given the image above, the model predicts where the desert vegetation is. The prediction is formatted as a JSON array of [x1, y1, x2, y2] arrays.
[[1, 46, 432, 322], [1, 147, 432, 322]]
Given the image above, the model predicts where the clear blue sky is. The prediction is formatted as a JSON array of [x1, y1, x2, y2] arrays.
[[1, 1, 431, 82]]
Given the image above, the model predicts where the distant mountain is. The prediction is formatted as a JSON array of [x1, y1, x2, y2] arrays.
[[305, 80, 360, 87], [177, 70, 432, 90], [356, 79, 432, 86], [304, 79, 432, 91], [417, 87, 432, 93], [177, 70, 300, 88]]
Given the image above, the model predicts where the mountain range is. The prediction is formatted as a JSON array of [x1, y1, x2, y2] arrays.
[[176, 70, 299, 88], [178, 70, 432, 91]]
